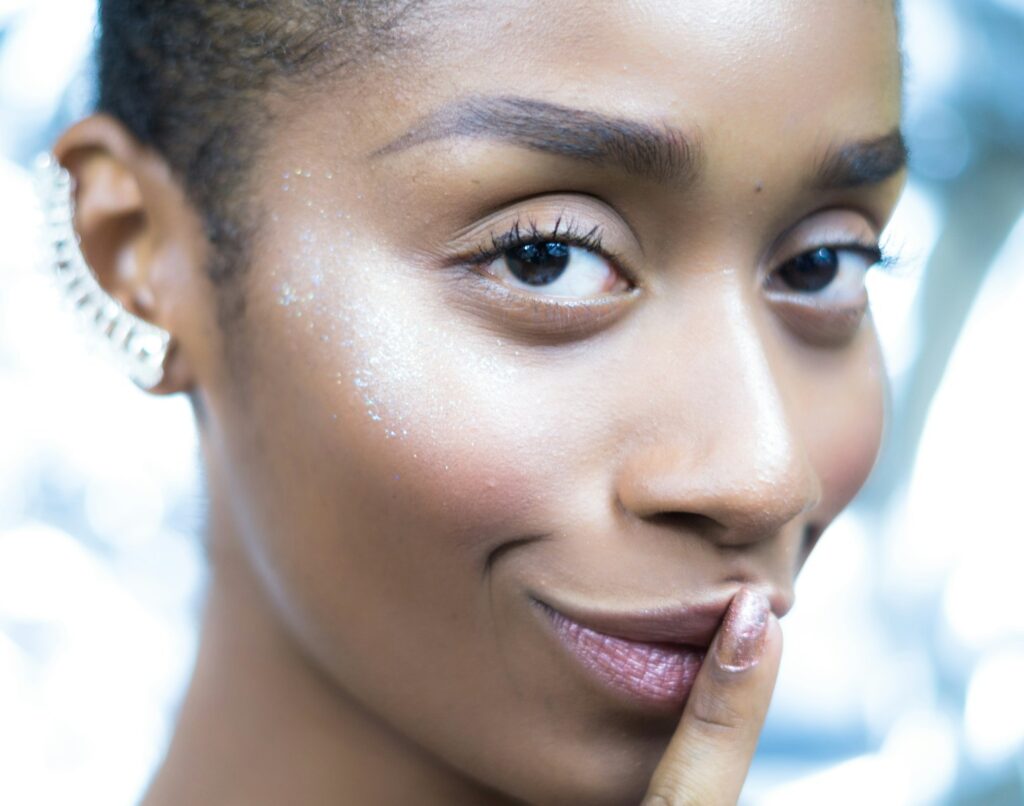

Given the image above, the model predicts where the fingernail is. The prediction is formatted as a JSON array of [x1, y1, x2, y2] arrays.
[[715, 588, 770, 672]]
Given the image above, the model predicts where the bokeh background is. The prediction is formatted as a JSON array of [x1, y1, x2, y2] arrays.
[[1, 1, 1022, 803]]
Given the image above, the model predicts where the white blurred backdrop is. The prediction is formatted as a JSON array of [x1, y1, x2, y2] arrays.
[[1, 1, 1022, 804]]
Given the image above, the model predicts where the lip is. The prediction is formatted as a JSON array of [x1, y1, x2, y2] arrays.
[[529, 593, 742, 709]]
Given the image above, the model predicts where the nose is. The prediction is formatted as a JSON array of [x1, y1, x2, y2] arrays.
[[614, 303, 822, 549]]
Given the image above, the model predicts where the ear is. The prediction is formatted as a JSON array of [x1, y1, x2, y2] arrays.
[[52, 115, 213, 395]]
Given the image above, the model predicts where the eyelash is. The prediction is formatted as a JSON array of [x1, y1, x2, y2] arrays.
[[467, 216, 633, 282], [457, 217, 899, 293], [834, 243, 897, 270], [785, 242, 896, 273]]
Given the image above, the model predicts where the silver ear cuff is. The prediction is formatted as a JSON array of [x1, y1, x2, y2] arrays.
[[35, 153, 172, 391]]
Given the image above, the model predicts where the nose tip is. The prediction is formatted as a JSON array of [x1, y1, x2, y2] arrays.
[[613, 292, 823, 550], [615, 439, 821, 548]]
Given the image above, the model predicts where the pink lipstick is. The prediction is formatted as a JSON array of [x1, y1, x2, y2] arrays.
[[541, 602, 705, 705], [532, 586, 782, 710], [532, 598, 731, 708]]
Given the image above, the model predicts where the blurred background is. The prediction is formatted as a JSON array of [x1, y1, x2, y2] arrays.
[[1, 0, 1022, 803]]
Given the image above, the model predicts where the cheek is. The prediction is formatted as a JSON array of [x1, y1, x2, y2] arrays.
[[804, 331, 887, 524], [212, 237, 616, 799], [226, 235, 562, 652]]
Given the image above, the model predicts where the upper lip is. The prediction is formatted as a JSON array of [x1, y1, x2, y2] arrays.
[[531, 588, 790, 648]]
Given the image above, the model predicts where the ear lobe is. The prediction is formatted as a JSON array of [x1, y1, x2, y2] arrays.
[[50, 115, 208, 395]]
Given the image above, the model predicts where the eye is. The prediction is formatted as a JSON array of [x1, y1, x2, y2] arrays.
[[770, 244, 883, 301], [765, 241, 890, 345], [484, 240, 626, 299], [441, 208, 642, 341]]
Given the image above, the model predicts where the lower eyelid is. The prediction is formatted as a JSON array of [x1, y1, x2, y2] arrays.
[[445, 266, 642, 343], [765, 288, 869, 346]]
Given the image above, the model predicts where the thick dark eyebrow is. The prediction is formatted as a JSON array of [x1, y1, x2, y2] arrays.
[[375, 94, 906, 195], [373, 95, 703, 186], [815, 130, 909, 190]]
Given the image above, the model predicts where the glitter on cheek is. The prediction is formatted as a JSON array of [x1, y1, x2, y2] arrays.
[[273, 219, 523, 445], [278, 282, 299, 307], [339, 273, 522, 444]]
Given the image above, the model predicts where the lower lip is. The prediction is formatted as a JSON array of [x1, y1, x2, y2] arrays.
[[535, 600, 706, 709]]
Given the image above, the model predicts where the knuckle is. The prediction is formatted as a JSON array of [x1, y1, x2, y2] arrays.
[[688, 686, 746, 734], [642, 791, 689, 806], [644, 774, 732, 806], [643, 779, 724, 806], [643, 769, 708, 806]]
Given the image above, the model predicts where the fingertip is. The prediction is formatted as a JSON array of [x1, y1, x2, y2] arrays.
[[645, 596, 784, 805], [714, 588, 771, 673]]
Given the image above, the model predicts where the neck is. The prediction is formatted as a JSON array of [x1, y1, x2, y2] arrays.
[[141, 484, 509, 806]]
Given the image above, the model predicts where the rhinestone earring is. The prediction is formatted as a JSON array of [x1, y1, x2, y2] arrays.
[[35, 153, 172, 391]]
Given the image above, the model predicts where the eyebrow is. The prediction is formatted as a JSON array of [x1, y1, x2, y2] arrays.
[[815, 130, 909, 190], [375, 94, 907, 192], [373, 95, 703, 186]]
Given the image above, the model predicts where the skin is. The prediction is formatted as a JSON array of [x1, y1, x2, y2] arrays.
[[55, 0, 905, 803]]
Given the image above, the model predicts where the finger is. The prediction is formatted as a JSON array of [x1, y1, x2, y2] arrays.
[[642, 588, 783, 806]]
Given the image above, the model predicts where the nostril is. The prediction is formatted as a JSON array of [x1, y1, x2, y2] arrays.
[[645, 511, 722, 536], [613, 439, 820, 546]]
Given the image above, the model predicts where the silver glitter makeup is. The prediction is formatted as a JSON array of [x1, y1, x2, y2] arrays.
[[273, 178, 522, 446]]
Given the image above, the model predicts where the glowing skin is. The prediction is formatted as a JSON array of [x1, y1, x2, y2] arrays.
[[58, 1, 906, 803]]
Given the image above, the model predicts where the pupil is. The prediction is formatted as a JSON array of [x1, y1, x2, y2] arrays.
[[505, 242, 570, 285], [779, 247, 839, 292]]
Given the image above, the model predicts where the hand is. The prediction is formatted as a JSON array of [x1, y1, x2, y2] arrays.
[[641, 588, 783, 806]]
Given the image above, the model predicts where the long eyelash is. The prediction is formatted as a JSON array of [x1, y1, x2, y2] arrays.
[[875, 245, 903, 273], [469, 215, 615, 268], [864, 244, 899, 271], [855, 244, 887, 268], [820, 242, 901, 273]]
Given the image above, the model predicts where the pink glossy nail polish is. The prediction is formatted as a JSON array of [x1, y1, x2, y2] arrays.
[[715, 588, 770, 672]]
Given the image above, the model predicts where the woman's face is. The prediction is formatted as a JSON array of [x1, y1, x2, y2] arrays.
[[191, 0, 904, 802]]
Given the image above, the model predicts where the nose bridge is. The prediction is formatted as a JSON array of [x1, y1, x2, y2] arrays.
[[715, 307, 820, 530], [616, 290, 821, 544]]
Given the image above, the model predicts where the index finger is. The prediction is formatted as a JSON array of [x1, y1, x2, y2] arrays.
[[642, 588, 783, 806]]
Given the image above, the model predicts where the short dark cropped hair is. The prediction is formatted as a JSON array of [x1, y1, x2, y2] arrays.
[[96, 1, 418, 297]]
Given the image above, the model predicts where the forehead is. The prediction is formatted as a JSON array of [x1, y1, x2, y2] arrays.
[[376, 0, 902, 144], [315, 0, 901, 191]]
